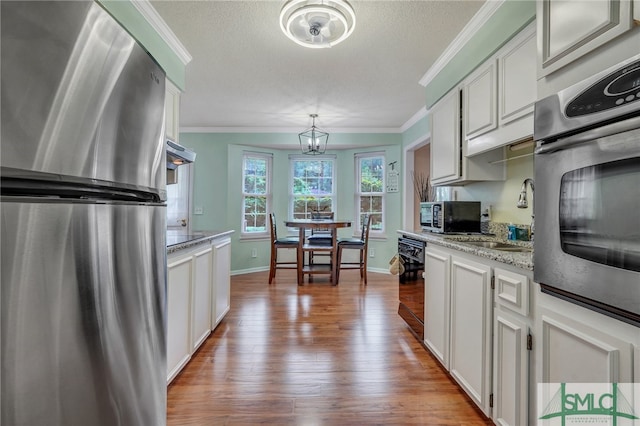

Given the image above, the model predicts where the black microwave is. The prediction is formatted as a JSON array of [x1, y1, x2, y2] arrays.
[[420, 201, 481, 234]]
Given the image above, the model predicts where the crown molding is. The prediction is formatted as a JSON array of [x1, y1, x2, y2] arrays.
[[400, 106, 428, 133], [418, 0, 504, 87], [181, 126, 402, 134], [131, 0, 192, 66]]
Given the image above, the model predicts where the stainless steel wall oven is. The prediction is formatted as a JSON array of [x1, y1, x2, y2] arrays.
[[534, 54, 640, 326], [398, 236, 426, 339]]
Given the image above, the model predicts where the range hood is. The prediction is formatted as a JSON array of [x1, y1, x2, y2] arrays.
[[166, 140, 196, 185], [166, 139, 196, 170]]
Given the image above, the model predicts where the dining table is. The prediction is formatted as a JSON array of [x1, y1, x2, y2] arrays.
[[284, 218, 352, 285]]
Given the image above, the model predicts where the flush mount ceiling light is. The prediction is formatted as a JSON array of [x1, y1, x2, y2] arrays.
[[299, 114, 328, 155], [279, 0, 356, 48]]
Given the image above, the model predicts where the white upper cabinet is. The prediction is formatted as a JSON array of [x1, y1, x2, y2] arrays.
[[464, 60, 498, 139], [430, 87, 505, 186], [466, 22, 537, 156], [430, 89, 462, 185], [498, 26, 537, 126], [537, 0, 634, 77], [165, 79, 181, 143]]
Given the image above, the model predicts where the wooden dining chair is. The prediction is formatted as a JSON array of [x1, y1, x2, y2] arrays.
[[307, 211, 334, 266], [268, 213, 299, 284], [336, 215, 372, 285]]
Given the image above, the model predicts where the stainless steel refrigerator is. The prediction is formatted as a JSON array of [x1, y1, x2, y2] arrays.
[[1, 2, 167, 425]]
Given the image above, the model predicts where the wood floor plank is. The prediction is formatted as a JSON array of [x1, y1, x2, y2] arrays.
[[167, 270, 492, 425]]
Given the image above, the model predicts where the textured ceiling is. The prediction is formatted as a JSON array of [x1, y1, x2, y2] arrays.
[[150, 0, 485, 132]]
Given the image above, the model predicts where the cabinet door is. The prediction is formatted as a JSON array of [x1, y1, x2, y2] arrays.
[[423, 248, 451, 369], [498, 25, 536, 125], [538, 309, 634, 384], [212, 238, 231, 328], [191, 246, 213, 352], [430, 89, 461, 185], [464, 60, 497, 139], [537, 0, 633, 76], [165, 79, 180, 143], [167, 256, 192, 383], [493, 310, 529, 426], [449, 256, 492, 416], [494, 267, 530, 317]]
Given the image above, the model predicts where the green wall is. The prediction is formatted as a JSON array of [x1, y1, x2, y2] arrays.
[[425, 0, 536, 109], [402, 115, 430, 148], [181, 133, 403, 273], [98, 0, 187, 89]]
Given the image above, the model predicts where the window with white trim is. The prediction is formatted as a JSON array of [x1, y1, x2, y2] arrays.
[[356, 152, 384, 233], [290, 155, 336, 219], [242, 152, 271, 235]]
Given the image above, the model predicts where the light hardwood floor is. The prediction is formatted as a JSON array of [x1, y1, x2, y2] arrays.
[[167, 270, 493, 425]]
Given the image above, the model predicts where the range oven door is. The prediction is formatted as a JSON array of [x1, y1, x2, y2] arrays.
[[398, 237, 425, 339], [535, 119, 640, 326]]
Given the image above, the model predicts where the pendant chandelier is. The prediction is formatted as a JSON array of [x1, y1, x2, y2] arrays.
[[279, 0, 356, 49], [299, 114, 328, 155]]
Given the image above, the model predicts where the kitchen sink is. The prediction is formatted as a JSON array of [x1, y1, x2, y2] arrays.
[[460, 241, 533, 252]]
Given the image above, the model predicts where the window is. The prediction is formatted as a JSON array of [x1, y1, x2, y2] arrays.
[[242, 153, 271, 235], [356, 153, 384, 232], [290, 156, 336, 219]]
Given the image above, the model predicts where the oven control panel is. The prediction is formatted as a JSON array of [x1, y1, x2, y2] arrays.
[[398, 237, 425, 263], [566, 58, 640, 117]]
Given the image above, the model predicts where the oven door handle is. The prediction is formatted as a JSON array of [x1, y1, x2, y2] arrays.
[[535, 115, 640, 155]]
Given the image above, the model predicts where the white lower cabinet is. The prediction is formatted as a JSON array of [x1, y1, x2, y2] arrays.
[[492, 267, 533, 426], [449, 255, 493, 416], [423, 247, 493, 417], [538, 307, 634, 385], [192, 247, 213, 352], [534, 294, 638, 426], [166, 234, 233, 384], [212, 237, 231, 328], [167, 256, 193, 383], [422, 242, 638, 425], [493, 309, 529, 426], [424, 245, 538, 422], [424, 247, 451, 368]]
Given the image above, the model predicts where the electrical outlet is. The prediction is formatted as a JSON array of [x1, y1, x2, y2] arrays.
[[251, 248, 257, 258], [369, 248, 375, 258], [194, 206, 203, 215]]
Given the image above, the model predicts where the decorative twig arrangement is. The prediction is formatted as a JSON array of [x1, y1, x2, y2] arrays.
[[411, 171, 433, 202]]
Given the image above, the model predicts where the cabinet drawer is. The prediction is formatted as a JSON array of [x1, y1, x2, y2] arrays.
[[494, 267, 529, 316]]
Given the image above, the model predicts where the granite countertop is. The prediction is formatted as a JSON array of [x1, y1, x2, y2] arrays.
[[398, 229, 534, 271], [167, 229, 234, 254]]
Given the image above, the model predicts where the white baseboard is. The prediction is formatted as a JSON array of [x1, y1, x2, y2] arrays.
[[231, 266, 391, 276], [231, 266, 269, 276]]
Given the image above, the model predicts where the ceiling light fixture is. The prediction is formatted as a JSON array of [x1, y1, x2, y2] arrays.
[[299, 114, 328, 155], [279, 0, 356, 49]]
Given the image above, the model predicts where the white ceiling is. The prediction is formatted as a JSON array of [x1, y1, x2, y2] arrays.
[[150, 0, 485, 133]]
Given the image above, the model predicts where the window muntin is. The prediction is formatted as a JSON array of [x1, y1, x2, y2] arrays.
[[242, 153, 271, 234], [290, 157, 335, 219], [356, 154, 384, 232]]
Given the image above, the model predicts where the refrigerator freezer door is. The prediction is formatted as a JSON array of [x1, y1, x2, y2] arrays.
[[1, 198, 167, 426], [1, 1, 166, 195]]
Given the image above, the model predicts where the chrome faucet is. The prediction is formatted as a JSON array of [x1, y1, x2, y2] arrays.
[[517, 178, 535, 240]]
